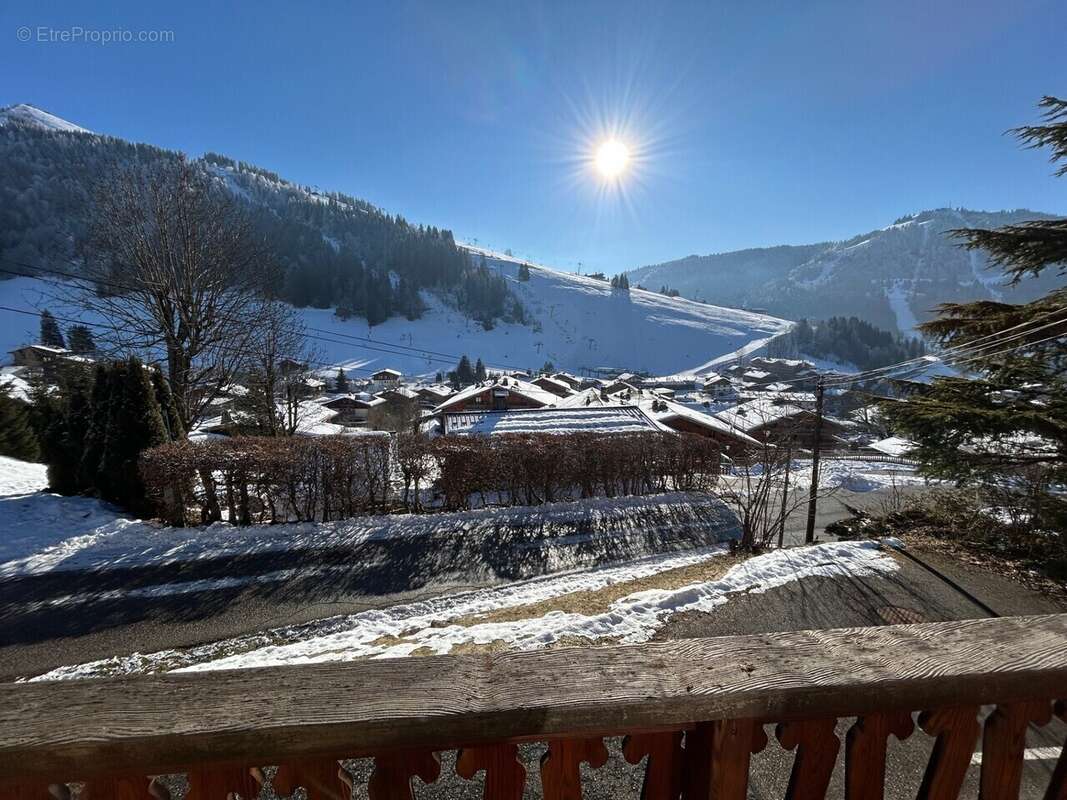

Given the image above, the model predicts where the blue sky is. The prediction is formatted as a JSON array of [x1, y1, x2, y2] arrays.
[[3, 0, 1065, 273]]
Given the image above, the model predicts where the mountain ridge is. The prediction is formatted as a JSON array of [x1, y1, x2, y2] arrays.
[[628, 207, 1065, 334]]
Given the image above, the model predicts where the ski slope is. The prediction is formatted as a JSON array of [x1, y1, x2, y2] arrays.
[[0, 255, 790, 377]]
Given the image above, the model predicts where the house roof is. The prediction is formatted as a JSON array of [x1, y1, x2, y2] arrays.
[[866, 436, 915, 458], [715, 397, 808, 433], [432, 378, 559, 413], [10, 344, 70, 355], [442, 405, 669, 436], [371, 368, 402, 377], [533, 375, 574, 394]]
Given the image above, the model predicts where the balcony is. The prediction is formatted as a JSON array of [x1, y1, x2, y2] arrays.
[[0, 614, 1065, 799]]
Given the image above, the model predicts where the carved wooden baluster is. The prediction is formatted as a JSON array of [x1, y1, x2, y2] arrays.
[[916, 706, 982, 800], [456, 743, 526, 800], [259, 759, 349, 800], [845, 711, 914, 800], [622, 731, 684, 800], [1044, 700, 1067, 800], [776, 718, 841, 800], [80, 775, 168, 799], [367, 750, 440, 800], [185, 765, 260, 799], [683, 718, 767, 800], [0, 782, 70, 800], [979, 700, 1053, 800], [540, 737, 609, 800]]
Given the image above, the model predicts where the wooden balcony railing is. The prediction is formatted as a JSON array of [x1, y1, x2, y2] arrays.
[[1, 614, 1066, 799]]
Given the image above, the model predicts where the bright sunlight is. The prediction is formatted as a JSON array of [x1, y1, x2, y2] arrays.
[[594, 139, 630, 179]]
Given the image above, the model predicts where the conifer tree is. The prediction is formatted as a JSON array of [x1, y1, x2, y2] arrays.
[[455, 355, 475, 385], [0, 385, 39, 461], [67, 325, 96, 354], [335, 367, 350, 393], [475, 358, 487, 382], [39, 310, 65, 348], [518, 262, 531, 281], [881, 97, 1067, 528], [78, 364, 113, 493]]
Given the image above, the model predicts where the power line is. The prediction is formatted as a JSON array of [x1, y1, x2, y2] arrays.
[[0, 259, 520, 372], [0, 257, 516, 369]]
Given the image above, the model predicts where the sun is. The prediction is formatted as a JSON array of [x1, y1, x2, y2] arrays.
[[594, 139, 630, 179]]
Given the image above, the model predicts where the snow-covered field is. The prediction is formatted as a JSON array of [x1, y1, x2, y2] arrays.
[[30, 538, 899, 681], [0, 255, 791, 378]]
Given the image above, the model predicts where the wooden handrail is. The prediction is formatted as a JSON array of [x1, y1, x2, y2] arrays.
[[1, 614, 1066, 798]]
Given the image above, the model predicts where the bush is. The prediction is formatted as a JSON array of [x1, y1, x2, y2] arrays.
[[141, 434, 392, 526]]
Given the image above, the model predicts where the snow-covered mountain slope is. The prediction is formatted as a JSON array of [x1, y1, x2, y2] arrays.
[[0, 263, 791, 377], [629, 208, 1065, 335], [0, 103, 91, 134]]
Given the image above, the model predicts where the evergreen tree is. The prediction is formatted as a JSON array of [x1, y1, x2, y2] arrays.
[[98, 358, 169, 514], [78, 364, 113, 493], [67, 325, 96, 354], [455, 355, 476, 385], [518, 262, 531, 281], [33, 376, 92, 495], [0, 385, 39, 461], [39, 310, 65, 348], [335, 367, 350, 393], [474, 358, 487, 382], [880, 97, 1067, 529]]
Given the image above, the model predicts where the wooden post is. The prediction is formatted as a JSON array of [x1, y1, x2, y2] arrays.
[[804, 381, 825, 544]]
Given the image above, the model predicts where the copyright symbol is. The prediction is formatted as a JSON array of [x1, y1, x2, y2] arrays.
[[16, 26, 31, 42]]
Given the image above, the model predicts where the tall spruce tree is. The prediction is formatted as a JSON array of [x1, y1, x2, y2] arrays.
[[455, 355, 475, 385], [881, 96, 1067, 528], [67, 325, 96, 354], [0, 385, 39, 461], [335, 367, 350, 393], [475, 358, 487, 382], [39, 310, 65, 348]]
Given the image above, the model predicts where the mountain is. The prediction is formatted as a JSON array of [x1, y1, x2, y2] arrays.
[[0, 106, 789, 376], [0, 103, 91, 134], [628, 208, 1065, 334]]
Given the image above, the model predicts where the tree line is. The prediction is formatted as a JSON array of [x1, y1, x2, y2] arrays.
[[767, 316, 926, 370]]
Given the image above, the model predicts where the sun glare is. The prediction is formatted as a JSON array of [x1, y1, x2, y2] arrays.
[[594, 139, 630, 179]]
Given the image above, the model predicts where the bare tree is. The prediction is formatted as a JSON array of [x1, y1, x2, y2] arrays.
[[243, 300, 315, 436], [76, 157, 274, 430], [717, 417, 839, 550]]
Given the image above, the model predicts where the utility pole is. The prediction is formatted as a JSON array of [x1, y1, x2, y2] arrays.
[[778, 438, 793, 549], [804, 380, 825, 544]]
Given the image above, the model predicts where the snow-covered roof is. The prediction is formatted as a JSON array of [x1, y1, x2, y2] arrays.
[[866, 436, 915, 458], [715, 396, 808, 432], [371, 368, 402, 378], [742, 369, 772, 381], [442, 406, 669, 436], [533, 375, 574, 394], [10, 344, 69, 355], [649, 399, 761, 445], [763, 382, 793, 393], [433, 378, 559, 413], [378, 386, 419, 400]]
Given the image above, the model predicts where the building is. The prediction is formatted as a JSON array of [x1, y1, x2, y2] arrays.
[[320, 393, 385, 425], [432, 377, 558, 414], [441, 405, 669, 437], [369, 368, 402, 385], [532, 375, 575, 399], [715, 396, 847, 450], [9, 344, 72, 368]]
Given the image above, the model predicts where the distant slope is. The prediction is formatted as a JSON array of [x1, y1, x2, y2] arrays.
[[0, 251, 791, 380], [629, 208, 1064, 334], [0, 103, 91, 134]]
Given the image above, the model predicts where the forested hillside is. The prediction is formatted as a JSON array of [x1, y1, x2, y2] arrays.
[[0, 107, 520, 328], [766, 317, 925, 370]]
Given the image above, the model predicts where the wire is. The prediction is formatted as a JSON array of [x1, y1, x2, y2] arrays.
[[0, 256, 522, 368], [0, 259, 521, 372]]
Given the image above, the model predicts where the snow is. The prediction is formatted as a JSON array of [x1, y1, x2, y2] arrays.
[[442, 406, 668, 436], [887, 280, 921, 336], [0, 104, 91, 134], [0, 367, 32, 401], [0, 468, 734, 578], [0, 262, 791, 379], [30, 539, 899, 680], [867, 436, 915, 458]]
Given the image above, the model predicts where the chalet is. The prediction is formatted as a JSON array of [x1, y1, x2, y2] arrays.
[[441, 405, 668, 437], [414, 384, 455, 409], [715, 396, 847, 450], [550, 372, 583, 390], [370, 368, 402, 384], [702, 374, 736, 400], [9, 344, 72, 368], [640, 374, 699, 391], [320, 393, 385, 425], [279, 357, 308, 376], [865, 436, 916, 460], [432, 377, 558, 414], [532, 375, 574, 399]]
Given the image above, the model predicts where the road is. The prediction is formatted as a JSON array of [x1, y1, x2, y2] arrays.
[[3, 484, 1065, 798]]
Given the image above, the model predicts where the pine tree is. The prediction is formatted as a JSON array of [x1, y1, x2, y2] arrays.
[[475, 358, 487, 382], [78, 364, 113, 493], [39, 310, 65, 348], [455, 355, 475, 385], [880, 96, 1067, 529], [67, 325, 96, 354], [518, 262, 531, 281], [335, 367, 350, 393], [0, 385, 39, 461]]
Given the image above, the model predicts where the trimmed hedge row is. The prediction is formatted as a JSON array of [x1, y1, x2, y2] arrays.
[[141, 431, 722, 524]]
